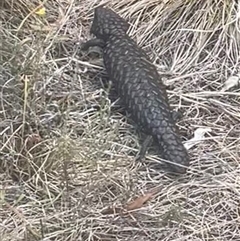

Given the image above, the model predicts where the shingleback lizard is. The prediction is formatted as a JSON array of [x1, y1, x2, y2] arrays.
[[82, 6, 190, 174]]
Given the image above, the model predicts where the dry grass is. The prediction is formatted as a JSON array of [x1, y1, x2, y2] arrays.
[[1, 0, 240, 240]]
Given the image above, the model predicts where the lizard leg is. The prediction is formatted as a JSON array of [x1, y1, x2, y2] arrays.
[[81, 38, 105, 51], [171, 109, 183, 122], [136, 135, 153, 161], [135, 110, 182, 163]]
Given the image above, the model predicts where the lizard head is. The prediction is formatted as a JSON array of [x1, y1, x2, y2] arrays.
[[90, 6, 130, 40]]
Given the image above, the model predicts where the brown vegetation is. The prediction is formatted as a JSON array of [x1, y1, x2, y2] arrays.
[[0, 0, 240, 240]]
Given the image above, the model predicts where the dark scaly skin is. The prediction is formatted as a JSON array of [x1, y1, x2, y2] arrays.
[[83, 6, 190, 174]]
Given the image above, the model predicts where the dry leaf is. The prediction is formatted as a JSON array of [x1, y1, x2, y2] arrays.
[[35, 7, 46, 17], [184, 127, 212, 150], [125, 190, 157, 211], [221, 74, 240, 91], [101, 188, 159, 215]]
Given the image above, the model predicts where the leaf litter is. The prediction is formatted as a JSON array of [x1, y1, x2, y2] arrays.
[[1, 0, 240, 240]]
